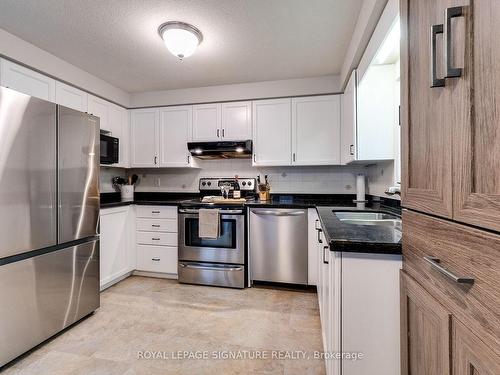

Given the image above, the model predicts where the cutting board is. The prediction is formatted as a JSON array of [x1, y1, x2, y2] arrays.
[[201, 197, 247, 204]]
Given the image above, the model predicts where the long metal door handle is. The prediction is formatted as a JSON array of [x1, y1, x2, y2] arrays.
[[444, 6, 465, 78], [253, 210, 305, 216], [323, 246, 329, 264], [423, 256, 474, 284], [179, 209, 243, 214], [430, 24, 445, 87], [179, 263, 243, 272]]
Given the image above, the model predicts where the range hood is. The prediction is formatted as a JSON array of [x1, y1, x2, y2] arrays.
[[188, 140, 252, 160]]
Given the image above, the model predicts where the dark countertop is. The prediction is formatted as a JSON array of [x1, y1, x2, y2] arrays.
[[101, 192, 402, 255], [316, 205, 402, 255], [100, 192, 200, 208]]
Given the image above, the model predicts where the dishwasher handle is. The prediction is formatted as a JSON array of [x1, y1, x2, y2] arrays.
[[252, 210, 306, 217]]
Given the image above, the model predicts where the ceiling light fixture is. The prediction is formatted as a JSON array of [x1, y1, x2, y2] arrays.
[[158, 21, 203, 60]]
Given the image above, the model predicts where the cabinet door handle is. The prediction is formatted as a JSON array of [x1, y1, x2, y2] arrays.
[[349, 144, 355, 156], [222, 129, 225, 137], [444, 6, 465, 78], [430, 24, 445, 88], [253, 154, 256, 163], [423, 256, 474, 284], [217, 129, 220, 138], [154, 156, 158, 165], [152, 238, 161, 241], [187, 155, 190, 164], [292, 153, 296, 162], [152, 258, 161, 262], [323, 246, 329, 264], [317, 228, 323, 244], [151, 224, 160, 228], [151, 211, 160, 214]]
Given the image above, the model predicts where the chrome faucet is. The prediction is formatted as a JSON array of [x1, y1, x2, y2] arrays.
[[385, 184, 401, 196]]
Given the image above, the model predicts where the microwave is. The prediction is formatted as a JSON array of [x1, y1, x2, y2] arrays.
[[100, 133, 119, 164]]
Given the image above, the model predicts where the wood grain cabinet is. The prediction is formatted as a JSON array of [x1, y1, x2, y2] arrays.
[[401, 0, 500, 230]]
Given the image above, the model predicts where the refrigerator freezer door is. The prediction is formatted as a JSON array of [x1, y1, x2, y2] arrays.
[[0, 87, 57, 259], [58, 106, 100, 243], [0, 240, 100, 367]]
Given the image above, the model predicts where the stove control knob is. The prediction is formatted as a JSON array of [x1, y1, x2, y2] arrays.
[[201, 182, 206, 186], [247, 181, 252, 186], [207, 181, 212, 186], [242, 181, 246, 186]]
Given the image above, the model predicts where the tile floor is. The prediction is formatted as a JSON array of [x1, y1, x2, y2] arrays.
[[1, 276, 325, 374]]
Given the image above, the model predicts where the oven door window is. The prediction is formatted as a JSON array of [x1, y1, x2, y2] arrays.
[[185, 218, 237, 249]]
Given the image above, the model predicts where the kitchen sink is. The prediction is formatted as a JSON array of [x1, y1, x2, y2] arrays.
[[334, 211, 402, 230]]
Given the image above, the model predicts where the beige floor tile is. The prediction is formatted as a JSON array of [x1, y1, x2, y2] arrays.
[[2, 276, 323, 375]]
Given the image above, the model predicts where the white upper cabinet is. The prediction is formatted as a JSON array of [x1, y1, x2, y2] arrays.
[[292, 95, 341, 165], [159, 106, 197, 168], [108, 104, 129, 168], [192, 103, 221, 141], [55, 81, 88, 112], [341, 70, 357, 164], [252, 98, 292, 166], [0, 59, 55, 101], [88, 94, 109, 131], [221, 101, 252, 141], [130, 108, 159, 168]]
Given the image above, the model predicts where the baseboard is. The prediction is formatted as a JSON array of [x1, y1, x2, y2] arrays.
[[132, 270, 178, 279], [100, 271, 133, 291]]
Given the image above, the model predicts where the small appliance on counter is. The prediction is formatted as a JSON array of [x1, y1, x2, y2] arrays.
[[177, 176, 257, 289]]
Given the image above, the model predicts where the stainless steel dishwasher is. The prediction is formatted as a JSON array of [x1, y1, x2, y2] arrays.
[[249, 208, 308, 284]]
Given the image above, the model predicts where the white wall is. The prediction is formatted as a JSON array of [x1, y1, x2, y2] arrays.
[[366, 161, 400, 200], [0, 28, 130, 106], [130, 75, 340, 107]]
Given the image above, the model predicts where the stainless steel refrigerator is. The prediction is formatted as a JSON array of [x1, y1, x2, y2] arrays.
[[0, 87, 100, 368]]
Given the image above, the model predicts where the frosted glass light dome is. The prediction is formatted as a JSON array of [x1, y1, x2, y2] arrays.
[[158, 22, 203, 60]]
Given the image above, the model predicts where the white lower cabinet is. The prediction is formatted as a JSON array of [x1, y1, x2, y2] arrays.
[[135, 205, 178, 277], [136, 245, 178, 274], [100, 206, 136, 290], [313, 216, 402, 375]]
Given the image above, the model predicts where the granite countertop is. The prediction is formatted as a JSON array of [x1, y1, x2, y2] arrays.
[[101, 192, 402, 255], [316, 206, 402, 255]]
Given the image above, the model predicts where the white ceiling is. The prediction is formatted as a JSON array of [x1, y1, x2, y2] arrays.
[[0, 0, 363, 93]]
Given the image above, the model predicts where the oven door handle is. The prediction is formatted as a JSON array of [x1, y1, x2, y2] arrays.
[[179, 209, 243, 214], [179, 263, 244, 272]]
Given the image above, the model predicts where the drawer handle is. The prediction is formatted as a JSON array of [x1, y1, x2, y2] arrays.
[[152, 211, 160, 214], [151, 224, 161, 228], [152, 238, 161, 241], [152, 258, 161, 262], [323, 245, 329, 264], [423, 256, 474, 284]]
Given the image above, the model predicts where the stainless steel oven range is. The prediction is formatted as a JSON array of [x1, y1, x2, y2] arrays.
[[177, 177, 256, 288]]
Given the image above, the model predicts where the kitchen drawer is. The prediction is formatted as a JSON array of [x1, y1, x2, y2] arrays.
[[136, 245, 177, 274], [136, 231, 177, 246], [402, 210, 500, 349], [137, 218, 177, 233], [136, 205, 177, 219]]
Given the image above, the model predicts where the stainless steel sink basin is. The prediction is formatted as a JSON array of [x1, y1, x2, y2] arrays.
[[334, 211, 402, 230]]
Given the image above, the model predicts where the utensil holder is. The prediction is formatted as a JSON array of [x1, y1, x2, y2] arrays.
[[259, 190, 270, 201], [121, 185, 134, 201]]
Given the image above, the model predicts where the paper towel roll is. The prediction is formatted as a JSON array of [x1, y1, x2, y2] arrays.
[[355, 174, 366, 202]]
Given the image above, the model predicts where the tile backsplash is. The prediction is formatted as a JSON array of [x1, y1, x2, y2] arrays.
[[130, 159, 367, 194], [100, 159, 398, 198]]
